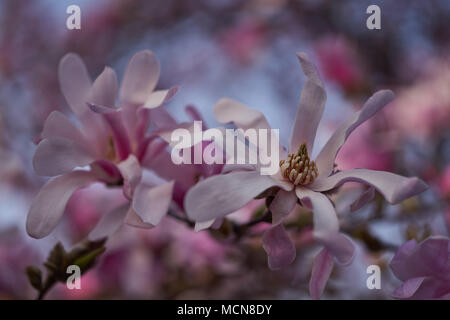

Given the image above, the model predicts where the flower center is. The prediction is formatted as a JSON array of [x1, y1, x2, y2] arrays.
[[279, 143, 318, 185]]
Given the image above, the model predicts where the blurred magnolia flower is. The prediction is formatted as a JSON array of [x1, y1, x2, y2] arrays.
[[27, 50, 178, 239], [315, 37, 363, 91], [220, 20, 266, 65], [387, 60, 450, 141], [390, 237, 450, 299], [439, 164, 450, 200], [185, 52, 427, 299]]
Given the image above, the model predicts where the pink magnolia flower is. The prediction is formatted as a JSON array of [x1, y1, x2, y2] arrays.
[[27, 50, 177, 239], [184, 52, 427, 294], [390, 237, 450, 299]]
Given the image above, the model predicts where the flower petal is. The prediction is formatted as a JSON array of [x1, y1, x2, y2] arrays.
[[269, 189, 297, 225], [142, 87, 178, 109], [310, 169, 428, 204], [119, 50, 160, 106], [117, 155, 142, 199], [26, 171, 98, 238], [290, 52, 327, 153], [124, 207, 154, 229], [88, 204, 129, 240], [214, 98, 272, 131], [33, 137, 95, 176], [132, 181, 174, 226], [350, 187, 376, 212], [315, 232, 355, 265], [309, 248, 334, 300], [185, 171, 292, 223], [262, 223, 296, 270], [88, 104, 131, 161], [41, 111, 89, 150], [194, 219, 216, 232], [295, 187, 339, 233], [58, 53, 108, 156], [314, 90, 395, 179], [58, 53, 92, 119], [89, 66, 118, 107], [392, 277, 426, 299]]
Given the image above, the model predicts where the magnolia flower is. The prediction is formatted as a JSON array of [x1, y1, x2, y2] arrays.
[[185, 53, 428, 276], [27, 50, 177, 239], [390, 237, 450, 299]]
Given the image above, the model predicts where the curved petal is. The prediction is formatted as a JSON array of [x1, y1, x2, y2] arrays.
[[214, 98, 272, 131], [119, 50, 160, 106], [269, 189, 297, 225], [26, 171, 98, 238], [295, 187, 339, 233], [309, 248, 334, 300], [90, 160, 122, 184], [194, 219, 216, 232], [58, 53, 109, 157], [58, 53, 92, 119], [33, 137, 95, 176], [41, 111, 89, 150], [262, 223, 296, 270], [117, 155, 142, 199], [310, 169, 428, 204], [392, 277, 426, 299], [289, 52, 327, 153], [350, 187, 375, 212], [88, 204, 129, 240], [89, 66, 118, 107], [132, 181, 174, 226], [142, 87, 178, 109], [124, 207, 154, 229], [315, 232, 355, 265], [88, 104, 131, 161], [185, 171, 292, 223], [314, 90, 395, 179], [185, 105, 206, 124]]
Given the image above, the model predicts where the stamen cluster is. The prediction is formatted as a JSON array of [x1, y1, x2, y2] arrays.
[[279, 143, 318, 185]]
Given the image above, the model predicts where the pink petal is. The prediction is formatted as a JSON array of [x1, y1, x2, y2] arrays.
[[295, 187, 339, 233], [88, 66, 118, 107], [41, 111, 89, 151], [124, 207, 154, 229], [309, 248, 334, 300], [314, 90, 395, 179], [33, 137, 95, 176], [185, 105, 206, 123], [194, 219, 216, 232], [289, 52, 327, 153], [142, 87, 178, 109], [26, 171, 98, 238], [269, 189, 298, 225], [117, 155, 142, 199], [58, 53, 108, 156], [392, 277, 426, 299], [90, 160, 122, 184], [214, 98, 272, 131], [350, 187, 375, 212], [88, 204, 129, 240], [88, 104, 131, 161], [58, 53, 92, 120], [315, 232, 355, 265], [310, 169, 428, 204], [185, 171, 292, 223], [262, 223, 296, 270], [390, 237, 449, 281], [150, 107, 178, 128], [132, 181, 174, 226], [119, 50, 160, 106]]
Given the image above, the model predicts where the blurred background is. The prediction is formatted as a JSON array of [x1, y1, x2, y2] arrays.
[[0, 0, 449, 299]]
